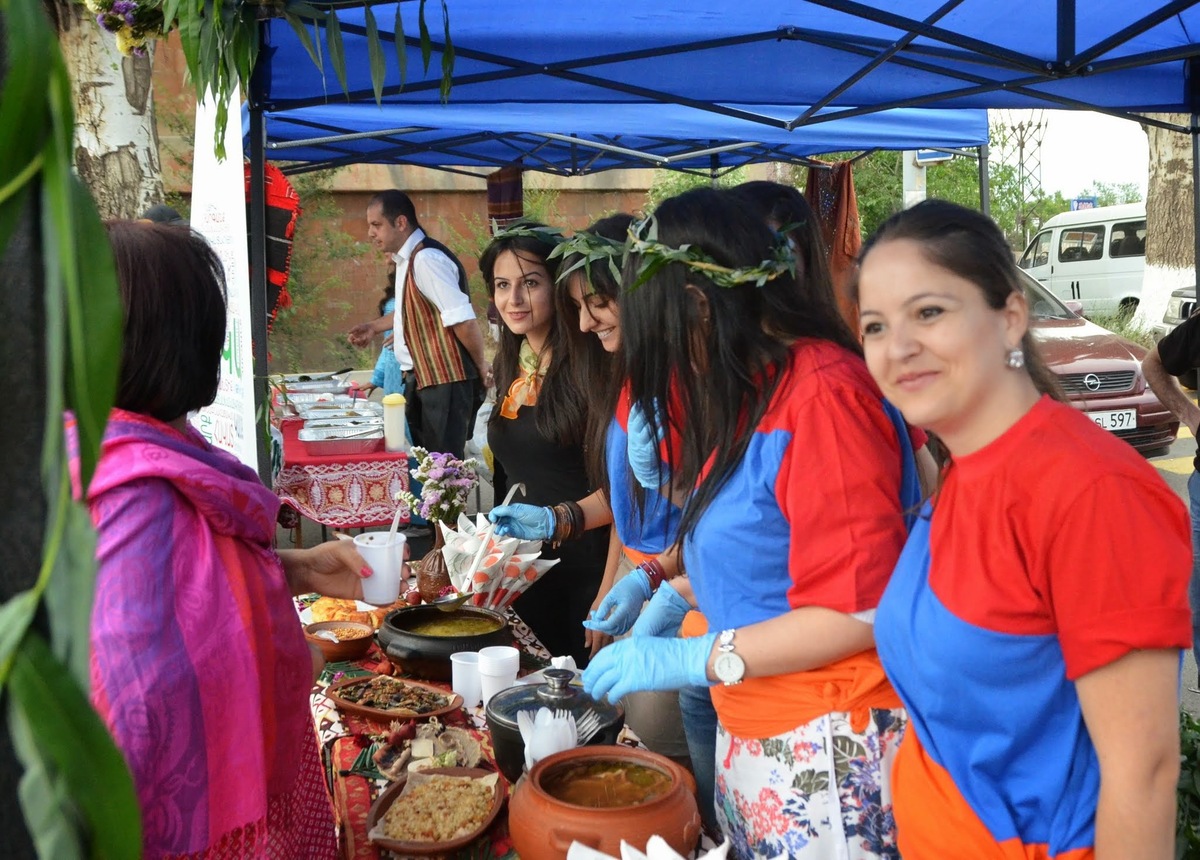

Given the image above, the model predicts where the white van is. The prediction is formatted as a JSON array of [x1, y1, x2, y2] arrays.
[[1017, 202, 1145, 315]]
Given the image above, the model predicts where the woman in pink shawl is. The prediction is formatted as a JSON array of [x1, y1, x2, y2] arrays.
[[83, 221, 370, 858]]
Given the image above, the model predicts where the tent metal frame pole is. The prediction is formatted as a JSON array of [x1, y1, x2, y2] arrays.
[[792, 0, 966, 124], [267, 126, 427, 149], [978, 142, 990, 217], [1193, 114, 1199, 310], [247, 101, 271, 485]]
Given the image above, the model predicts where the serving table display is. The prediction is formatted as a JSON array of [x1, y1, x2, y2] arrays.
[[303, 598, 650, 860]]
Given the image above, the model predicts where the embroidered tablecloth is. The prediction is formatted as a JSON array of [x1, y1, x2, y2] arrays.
[[275, 418, 410, 529]]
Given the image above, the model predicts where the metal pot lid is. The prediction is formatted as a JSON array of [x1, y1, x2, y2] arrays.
[[485, 668, 623, 730]]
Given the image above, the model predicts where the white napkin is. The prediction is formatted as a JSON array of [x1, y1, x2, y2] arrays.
[[550, 655, 578, 672], [567, 837, 738, 860]]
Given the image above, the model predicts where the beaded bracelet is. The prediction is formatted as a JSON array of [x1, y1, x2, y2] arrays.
[[550, 500, 585, 547], [638, 558, 668, 592]]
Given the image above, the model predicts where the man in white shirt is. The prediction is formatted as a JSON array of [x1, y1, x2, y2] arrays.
[[351, 190, 489, 457]]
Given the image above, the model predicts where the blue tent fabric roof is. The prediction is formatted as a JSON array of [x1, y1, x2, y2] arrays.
[[257, 1, 1200, 119], [259, 101, 990, 173]]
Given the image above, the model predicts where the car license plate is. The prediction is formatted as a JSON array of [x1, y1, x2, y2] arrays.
[[1087, 409, 1136, 431]]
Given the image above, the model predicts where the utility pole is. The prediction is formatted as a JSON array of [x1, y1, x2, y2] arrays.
[[996, 111, 1046, 248]]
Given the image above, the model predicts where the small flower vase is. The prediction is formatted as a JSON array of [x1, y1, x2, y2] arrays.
[[416, 526, 453, 603]]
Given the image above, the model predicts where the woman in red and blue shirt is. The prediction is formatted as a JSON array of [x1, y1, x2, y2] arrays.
[[857, 199, 1190, 860]]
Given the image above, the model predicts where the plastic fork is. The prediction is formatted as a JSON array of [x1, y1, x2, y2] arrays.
[[553, 709, 578, 745], [575, 708, 604, 745]]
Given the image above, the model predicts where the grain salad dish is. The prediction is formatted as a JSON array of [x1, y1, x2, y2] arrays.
[[381, 774, 495, 842]]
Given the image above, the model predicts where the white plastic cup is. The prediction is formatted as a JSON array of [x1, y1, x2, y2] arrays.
[[477, 645, 520, 707], [354, 531, 406, 605], [450, 651, 482, 708]]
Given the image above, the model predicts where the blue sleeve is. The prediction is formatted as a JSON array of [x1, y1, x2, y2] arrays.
[[881, 398, 921, 531]]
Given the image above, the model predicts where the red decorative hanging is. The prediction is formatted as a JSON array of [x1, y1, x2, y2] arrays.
[[244, 162, 302, 331]]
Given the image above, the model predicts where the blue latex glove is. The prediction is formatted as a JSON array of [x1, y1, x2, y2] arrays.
[[487, 503, 555, 540], [583, 568, 653, 636], [583, 632, 717, 704], [629, 579, 691, 637], [627, 401, 666, 490]]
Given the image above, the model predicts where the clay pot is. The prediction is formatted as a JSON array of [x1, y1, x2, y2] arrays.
[[508, 745, 701, 860], [375, 604, 512, 681], [415, 527, 454, 603]]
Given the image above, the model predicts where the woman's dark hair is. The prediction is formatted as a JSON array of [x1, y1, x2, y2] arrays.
[[856, 198, 1063, 400], [725, 180, 858, 354], [480, 222, 590, 447], [105, 221, 228, 422], [378, 263, 396, 318], [553, 214, 634, 491], [621, 187, 861, 551]]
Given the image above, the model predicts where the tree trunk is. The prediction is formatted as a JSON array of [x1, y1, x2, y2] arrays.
[[1138, 112, 1194, 327], [56, 2, 162, 219]]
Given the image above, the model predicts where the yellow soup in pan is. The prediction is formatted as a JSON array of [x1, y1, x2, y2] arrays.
[[542, 760, 673, 808], [406, 617, 503, 637]]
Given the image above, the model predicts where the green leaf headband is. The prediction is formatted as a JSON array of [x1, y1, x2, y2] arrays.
[[489, 220, 568, 247], [626, 216, 797, 290], [547, 230, 626, 288]]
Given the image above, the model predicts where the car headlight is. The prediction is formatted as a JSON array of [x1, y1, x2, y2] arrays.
[[1165, 297, 1183, 322]]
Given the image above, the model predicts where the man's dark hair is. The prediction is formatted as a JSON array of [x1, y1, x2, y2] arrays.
[[140, 203, 187, 227], [370, 190, 420, 231], [105, 221, 228, 422]]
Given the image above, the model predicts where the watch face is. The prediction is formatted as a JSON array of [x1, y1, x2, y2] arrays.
[[713, 650, 745, 685]]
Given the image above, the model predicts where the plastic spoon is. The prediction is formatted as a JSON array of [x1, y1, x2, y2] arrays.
[[433, 484, 524, 612], [481, 483, 526, 608]]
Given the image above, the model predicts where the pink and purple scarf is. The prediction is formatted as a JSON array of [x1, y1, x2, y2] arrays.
[[79, 409, 336, 858]]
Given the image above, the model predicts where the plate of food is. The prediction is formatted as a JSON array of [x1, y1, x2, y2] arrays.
[[326, 674, 462, 721], [366, 767, 506, 855]]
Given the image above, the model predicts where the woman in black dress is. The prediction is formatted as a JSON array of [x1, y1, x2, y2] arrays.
[[480, 223, 610, 667]]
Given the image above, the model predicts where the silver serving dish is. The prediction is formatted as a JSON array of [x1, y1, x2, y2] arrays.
[[303, 416, 384, 430], [296, 401, 383, 420], [285, 393, 361, 407], [281, 380, 351, 395], [297, 425, 385, 456]]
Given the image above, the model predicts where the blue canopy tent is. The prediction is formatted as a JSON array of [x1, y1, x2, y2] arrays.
[[243, 0, 1200, 474], [259, 100, 989, 175], [254, 1, 1200, 121]]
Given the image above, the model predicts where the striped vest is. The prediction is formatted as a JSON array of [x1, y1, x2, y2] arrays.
[[402, 241, 475, 389]]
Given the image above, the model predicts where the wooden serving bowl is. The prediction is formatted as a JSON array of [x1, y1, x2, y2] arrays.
[[304, 620, 374, 662]]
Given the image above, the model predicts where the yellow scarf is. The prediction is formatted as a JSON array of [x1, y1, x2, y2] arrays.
[[500, 339, 549, 419]]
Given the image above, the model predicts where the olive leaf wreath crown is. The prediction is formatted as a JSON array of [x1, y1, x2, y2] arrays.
[[626, 215, 797, 290], [489, 219, 568, 247], [547, 230, 626, 287]]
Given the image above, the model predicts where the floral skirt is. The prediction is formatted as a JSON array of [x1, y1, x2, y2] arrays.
[[714, 708, 905, 860]]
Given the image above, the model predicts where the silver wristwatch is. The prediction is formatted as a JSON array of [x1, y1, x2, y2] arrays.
[[713, 628, 745, 686]]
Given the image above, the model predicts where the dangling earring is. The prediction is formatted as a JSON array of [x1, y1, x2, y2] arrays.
[[1006, 347, 1025, 370]]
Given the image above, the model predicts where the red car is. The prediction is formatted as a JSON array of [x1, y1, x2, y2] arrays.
[[1023, 272, 1178, 456]]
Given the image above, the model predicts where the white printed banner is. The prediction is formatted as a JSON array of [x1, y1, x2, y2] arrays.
[[188, 85, 258, 471]]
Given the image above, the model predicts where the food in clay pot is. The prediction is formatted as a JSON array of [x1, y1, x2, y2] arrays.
[[508, 745, 701, 860], [376, 604, 512, 681]]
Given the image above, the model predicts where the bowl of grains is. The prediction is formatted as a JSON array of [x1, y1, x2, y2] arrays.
[[366, 767, 506, 855], [304, 620, 374, 662]]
